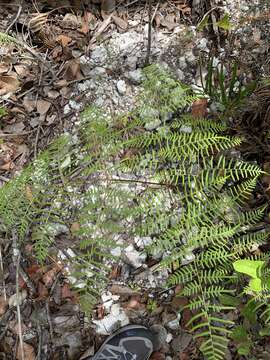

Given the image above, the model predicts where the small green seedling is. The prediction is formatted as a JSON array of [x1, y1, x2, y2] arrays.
[[233, 260, 270, 294]]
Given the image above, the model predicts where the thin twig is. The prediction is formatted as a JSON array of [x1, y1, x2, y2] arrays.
[[19, 266, 37, 296], [0, 130, 34, 137], [0, 244, 6, 300], [37, 325, 43, 360], [151, 1, 160, 23], [34, 125, 41, 160], [16, 256, 25, 360], [45, 300, 54, 346], [145, 0, 152, 66], [5, 5, 22, 34]]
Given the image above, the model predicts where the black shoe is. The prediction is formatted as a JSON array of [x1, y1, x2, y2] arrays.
[[90, 325, 154, 360]]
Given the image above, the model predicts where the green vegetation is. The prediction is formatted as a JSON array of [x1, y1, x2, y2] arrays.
[[0, 65, 269, 358], [200, 57, 256, 113]]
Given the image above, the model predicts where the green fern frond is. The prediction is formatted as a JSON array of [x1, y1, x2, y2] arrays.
[[0, 32, 15, 44]]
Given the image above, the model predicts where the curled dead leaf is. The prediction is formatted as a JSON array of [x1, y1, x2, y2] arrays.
[[0, 75, 20, 95]]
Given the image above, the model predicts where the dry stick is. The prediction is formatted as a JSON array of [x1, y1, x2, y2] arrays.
[[145, 0, 152, 66], [5, 5, 22, 34], [37, 325, 43, 360], [19, 266, 37, 296], [12, 231, 25, 360], [151, 1, 160, 23], [16, 254, 25, 360], [0, 244, 6, 300]]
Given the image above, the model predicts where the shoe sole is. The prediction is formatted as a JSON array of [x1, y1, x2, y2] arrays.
[[90, 325, 154, 360]]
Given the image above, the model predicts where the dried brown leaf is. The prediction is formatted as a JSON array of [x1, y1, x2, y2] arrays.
[[14, 65, 29, 77], [97, 304, 105, 319], [0, 75, 20, 95], [56, 34, 72, 47], [70, 222, 80, 234], [3, 122, 25, 134], [16, 342, 35, 360], [0, 161, 14, 171], [37, 281, 49, 299], [154, 14, 161, 28], [191, 98, 208, 118], [64, 59, 83, 81], [0, 63, 10, 74], [25, 185, 33, 202], [36, 99, 51, 115], [61, 282, 77, 302], [23, 98, 35, 113], [79, 12, 91, 34], [0, 296, 8, 316], [112, 14, 128, 30], [43, 267, 58, 287]]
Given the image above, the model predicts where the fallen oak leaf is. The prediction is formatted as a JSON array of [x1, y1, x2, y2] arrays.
[[36, 99, 51, 115], [0, 75, 20, 95]]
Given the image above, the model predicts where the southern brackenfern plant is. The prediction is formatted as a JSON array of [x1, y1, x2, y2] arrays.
[[79, 66, 268, 358], [116, 66, 268, 359], [0, 65, 268, 352]]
